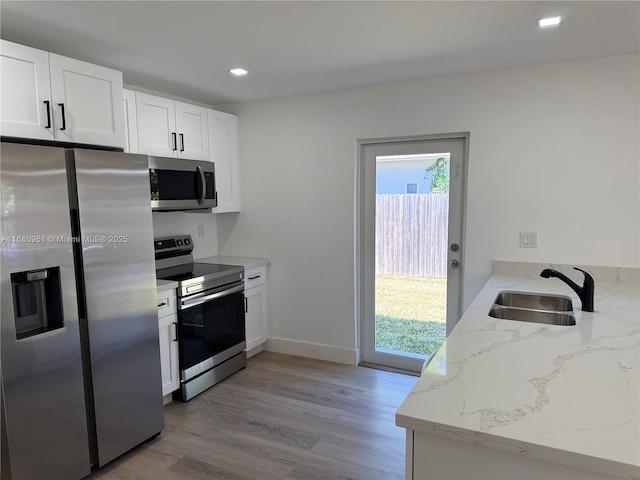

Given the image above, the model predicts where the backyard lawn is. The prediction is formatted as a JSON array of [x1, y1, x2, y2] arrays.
[[375, 274, 446, 357]]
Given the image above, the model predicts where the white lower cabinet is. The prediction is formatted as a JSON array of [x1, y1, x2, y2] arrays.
[[157, 288, 179, 400], [244, 266, 268, 352]]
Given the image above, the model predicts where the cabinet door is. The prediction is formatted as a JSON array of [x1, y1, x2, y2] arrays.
[[122, 89, 138, 153], [0, 40, 54, 140], [136, 92, 177, 157], [209, 110, 241, 212], [245, 284, 267, 351], [49, 53, 125, 148], [175, 101, 209, 161], [158, 313, 179, 396]]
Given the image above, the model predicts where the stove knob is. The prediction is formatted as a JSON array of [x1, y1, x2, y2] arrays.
[[184, 238, 191, 245], [177, 239, 183, 246]]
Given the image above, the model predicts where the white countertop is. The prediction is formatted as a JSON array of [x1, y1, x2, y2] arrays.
[[156, 279, 178, 292], [396, 264, 640, 479], [196, 255, 270, 270]]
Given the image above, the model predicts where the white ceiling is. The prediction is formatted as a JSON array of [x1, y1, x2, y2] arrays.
[[1, 1, 638, 106]]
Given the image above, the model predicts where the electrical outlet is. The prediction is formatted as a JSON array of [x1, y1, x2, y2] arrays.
[[198, 224, 205, 238], [520, 231, 537, 248]]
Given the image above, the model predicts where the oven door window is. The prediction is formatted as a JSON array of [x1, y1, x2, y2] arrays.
[[178, 290, 245, 371]]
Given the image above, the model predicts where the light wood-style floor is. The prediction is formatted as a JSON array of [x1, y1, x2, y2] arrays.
[[88, 352, 418, 480]]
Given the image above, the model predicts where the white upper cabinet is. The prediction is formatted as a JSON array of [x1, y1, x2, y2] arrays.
[[136, 92, 176, 157], [0, 40, 125, 148], [1, 41, 55, 140], [136, 92, 209, 161], [209, 109, 241, 213], [175, 101, 209, 161], [48, 54, 124, 148]]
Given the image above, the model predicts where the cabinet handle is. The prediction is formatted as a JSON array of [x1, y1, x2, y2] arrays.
[[172, 132, 177, 151], [157, 302, 167, 308], [44, 101, 52, 128], [58, 103, 66, 130], [172, 322, 178, 342], [244, 297, 248, 313], [179, 133, 185, 152], [248, 275, 261, 280]]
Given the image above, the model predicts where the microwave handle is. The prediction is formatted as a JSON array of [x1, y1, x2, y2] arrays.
[[197, 166, 206, 205]]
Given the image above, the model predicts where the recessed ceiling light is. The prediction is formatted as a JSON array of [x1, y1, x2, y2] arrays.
[[230, 68, 248, 77], [537, 16, 562, 28]]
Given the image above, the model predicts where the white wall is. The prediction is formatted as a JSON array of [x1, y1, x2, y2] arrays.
[[217, 54, 640, 363], [152, 212, 218, 259]]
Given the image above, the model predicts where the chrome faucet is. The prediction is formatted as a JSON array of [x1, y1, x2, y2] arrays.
[[540, 267, 594, 312]]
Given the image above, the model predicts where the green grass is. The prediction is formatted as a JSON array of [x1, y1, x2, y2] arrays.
[[375, 274, 446, 357]]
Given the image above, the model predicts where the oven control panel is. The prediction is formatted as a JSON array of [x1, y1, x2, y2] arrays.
[[154, 235, 193, 259]]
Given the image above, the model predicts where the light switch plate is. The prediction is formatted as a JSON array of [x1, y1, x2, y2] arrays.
[[520, 231, 537, 248]]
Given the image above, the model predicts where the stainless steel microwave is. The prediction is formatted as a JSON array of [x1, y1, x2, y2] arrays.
[[149, 157, 216, 211]]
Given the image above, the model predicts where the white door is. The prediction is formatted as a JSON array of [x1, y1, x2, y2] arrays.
[[359, 135, 468, 372], [136, 92, 177, 157], [175, 101, 209, 161], [49, 53, 125, 148], [0, 40, 54, 140]]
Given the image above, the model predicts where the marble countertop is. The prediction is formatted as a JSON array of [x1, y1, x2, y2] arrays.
[[396, 263, 639, 480], [196, 255, 270, 270]]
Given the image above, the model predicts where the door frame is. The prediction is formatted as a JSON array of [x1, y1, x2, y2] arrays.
[[355, 132, 470, 369]]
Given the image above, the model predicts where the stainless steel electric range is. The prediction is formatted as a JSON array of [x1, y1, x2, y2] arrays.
[[155, 235, 246, 401]]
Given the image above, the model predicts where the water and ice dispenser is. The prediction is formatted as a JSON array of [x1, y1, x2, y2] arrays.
[[10, 267, 64, 339]]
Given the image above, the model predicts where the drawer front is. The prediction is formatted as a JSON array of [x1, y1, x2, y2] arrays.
[[244, 266, 267, 289], [157, 289, 177, 318]]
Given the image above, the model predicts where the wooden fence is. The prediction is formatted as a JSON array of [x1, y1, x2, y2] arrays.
[[376, 194, 449, 278]]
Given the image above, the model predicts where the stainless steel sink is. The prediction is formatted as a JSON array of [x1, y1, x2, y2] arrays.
[[488, 290, 576, 326], [488, 305, 576, 326], [494, 291, 573, 312]]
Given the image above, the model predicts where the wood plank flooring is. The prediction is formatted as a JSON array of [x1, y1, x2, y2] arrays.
[[87, 352, 418, 480]]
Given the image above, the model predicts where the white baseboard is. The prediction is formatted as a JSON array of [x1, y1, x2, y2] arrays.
[[264, 337, 357, 366], [246, 344, 264, 358]]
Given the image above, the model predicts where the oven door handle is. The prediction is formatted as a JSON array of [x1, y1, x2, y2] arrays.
[[180, 283, 244, 310]]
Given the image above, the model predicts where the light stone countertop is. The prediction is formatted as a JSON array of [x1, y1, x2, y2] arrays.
[[156, 279, 178, 293], [196, 255, 270, 270], [396, 263, 640, 480]]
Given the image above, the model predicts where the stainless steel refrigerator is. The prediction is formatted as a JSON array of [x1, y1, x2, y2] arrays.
[[0, 142, 164, 479]]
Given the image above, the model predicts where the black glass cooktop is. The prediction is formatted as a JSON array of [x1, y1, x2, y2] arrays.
[[157, 262, 242, 282]]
